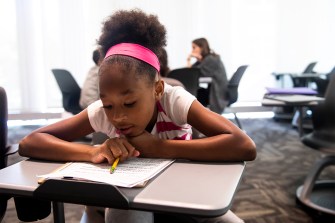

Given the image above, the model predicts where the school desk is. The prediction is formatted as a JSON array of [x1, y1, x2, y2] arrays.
[[262, 95, 324, 137], [0, 159, 245, 223], [272, 72, 326, 88]]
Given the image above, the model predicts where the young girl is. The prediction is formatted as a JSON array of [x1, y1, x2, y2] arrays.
[[19, 9, 256, 223]]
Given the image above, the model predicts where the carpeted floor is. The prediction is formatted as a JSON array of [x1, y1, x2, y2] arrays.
[[2, 118, 335, 223]]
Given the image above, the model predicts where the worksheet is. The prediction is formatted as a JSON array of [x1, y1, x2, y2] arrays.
[[38, 158, 174, 188]]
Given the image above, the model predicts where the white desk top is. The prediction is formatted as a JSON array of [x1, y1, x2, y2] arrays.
[[0, 159, 245, 217], [0, 159, 61, 196], [272, 72, 326, 78], [262, 95, 324, 106], [132, 161, 244, 216]]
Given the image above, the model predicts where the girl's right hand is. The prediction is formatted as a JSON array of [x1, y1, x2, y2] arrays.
[[91, 137, 140, 164]]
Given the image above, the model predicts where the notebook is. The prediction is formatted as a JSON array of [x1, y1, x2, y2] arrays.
[[265, 87, 317, 95], [264, 94, 324, 105]]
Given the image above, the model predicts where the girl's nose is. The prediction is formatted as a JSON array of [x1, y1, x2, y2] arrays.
[[112, 110, 127, 122]]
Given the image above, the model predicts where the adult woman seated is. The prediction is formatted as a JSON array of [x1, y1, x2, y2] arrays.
[[187, 38, 228, 114]]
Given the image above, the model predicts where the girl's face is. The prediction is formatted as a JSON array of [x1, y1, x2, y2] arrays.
[[99, 63, 163, 137]]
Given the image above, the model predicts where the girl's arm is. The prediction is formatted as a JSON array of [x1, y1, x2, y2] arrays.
[[19, 110, 95, 161], [19, 110, 139, 163], [127, 100, 256, 162]]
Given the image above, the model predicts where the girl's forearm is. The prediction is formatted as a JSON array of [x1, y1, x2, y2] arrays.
[[19, 133, 94, 162], [156, 134, 256, 162]]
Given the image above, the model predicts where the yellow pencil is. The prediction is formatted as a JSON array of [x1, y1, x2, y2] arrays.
[[110, 157, 120, 174]]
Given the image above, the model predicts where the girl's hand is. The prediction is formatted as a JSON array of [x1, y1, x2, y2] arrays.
[[126, 131, 163, 158], [91, 137, 140, 164]]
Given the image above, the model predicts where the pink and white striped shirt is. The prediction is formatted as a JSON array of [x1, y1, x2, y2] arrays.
[[87, 83, 196, 141]]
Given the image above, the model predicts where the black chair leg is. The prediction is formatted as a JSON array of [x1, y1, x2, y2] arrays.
[[296, 156, 335, 216]]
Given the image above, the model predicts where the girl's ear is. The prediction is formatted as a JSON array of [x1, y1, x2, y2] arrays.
[[155, 79, 164, 100]]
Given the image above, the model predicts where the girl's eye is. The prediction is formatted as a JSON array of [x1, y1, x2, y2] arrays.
[[124, 102, 136, 107], [103, 105, 113, 110]]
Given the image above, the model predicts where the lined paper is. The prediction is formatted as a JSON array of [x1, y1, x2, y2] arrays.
[[38, 158, 174, 188]]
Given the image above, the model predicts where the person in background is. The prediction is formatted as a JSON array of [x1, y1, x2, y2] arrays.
[[158, 48, 184, 87], [19, 9, 256, 223], [80, 49, 102, 109], [187, 38, 228, 114]]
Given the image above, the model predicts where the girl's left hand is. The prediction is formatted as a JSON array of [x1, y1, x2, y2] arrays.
[[126, 131, 163, 158]]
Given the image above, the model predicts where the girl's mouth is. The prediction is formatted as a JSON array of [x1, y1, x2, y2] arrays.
[[118, 126, 133, 135]]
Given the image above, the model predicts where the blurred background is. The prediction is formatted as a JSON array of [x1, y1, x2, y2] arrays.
[[1, 0, 335, 116]]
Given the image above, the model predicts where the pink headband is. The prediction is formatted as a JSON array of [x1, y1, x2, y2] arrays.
[[104, 43, 160, 72]]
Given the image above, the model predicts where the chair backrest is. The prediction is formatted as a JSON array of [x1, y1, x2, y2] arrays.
[[292, 62, 318, 87], [302, 74, 335, 150], [312, 66, 335, 96], [0, 87, 9, 221], [226, 65, 248, 106], [324, 73, 335, 106], [167, 68, 200, 97], [52, 69, 82, 115], [327, 66, 335, 80], [0, 88, 37, 222], [310, 74, 335, 132], [302, 61, 317, 73], [0, 87, 8, 169]]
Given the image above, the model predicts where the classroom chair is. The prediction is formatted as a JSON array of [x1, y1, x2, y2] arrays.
[[0, 86, 51, 222], [167, 68, 200, 97], [296, 74, 335, 218], [313, 65, 335, 97], [0, 87, 17, 175], [224, 65, 248, 129], [52, 69, 82, 115], [291, 61, 318, 87], [0, 86, 18, 222]]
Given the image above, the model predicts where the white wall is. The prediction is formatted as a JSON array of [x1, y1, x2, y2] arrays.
[[1, 0, 335, 112]]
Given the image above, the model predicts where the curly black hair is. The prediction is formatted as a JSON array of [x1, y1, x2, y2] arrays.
[[97, 9, 167, 83], [98, 9, 166, 56]]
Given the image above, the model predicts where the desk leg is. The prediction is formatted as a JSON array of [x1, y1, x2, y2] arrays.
[[52, 201, 65, 223]]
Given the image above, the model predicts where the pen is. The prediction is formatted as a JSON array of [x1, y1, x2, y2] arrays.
[[110, 157, 120, 174]]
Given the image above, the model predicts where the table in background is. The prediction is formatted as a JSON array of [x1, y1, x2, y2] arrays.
[[272, 72, 326, 88], [262, 95, 324, 137], [0, 159, 245, 223]]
